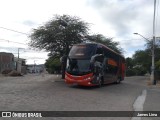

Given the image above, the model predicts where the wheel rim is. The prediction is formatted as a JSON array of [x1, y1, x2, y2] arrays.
[[116, 78, 120, 83], [97, 73, 102, 86]]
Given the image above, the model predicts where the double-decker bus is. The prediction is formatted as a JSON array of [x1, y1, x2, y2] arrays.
[[62, 43, 125, 87]]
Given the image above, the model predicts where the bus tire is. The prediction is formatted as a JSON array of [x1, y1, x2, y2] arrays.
[[98, 79, 102, 87], [115, 77, 121, 84], [98, 75, 103, 87]]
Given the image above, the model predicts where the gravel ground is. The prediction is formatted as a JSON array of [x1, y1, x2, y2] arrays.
[[0, 73, 61, 82], [0, 75, 159, 120]]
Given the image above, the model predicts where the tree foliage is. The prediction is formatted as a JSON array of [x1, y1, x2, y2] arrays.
[[125, 57, 135, 76], [127, 37, 160, 78], [133, 50, 151, 73], [126, 57, 134, 69], [29, 14, 89, 57], [86, 34, 123, 54], [29, 14, 124, 57], [143, 38, 160, 76], [125, 56, 147, 76], [45, 56, 61, 74]]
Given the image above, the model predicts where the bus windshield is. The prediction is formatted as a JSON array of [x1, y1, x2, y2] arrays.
[[66, 59, 91, 75], [69, 44, 96, 59], [66, 44, 97, 75]]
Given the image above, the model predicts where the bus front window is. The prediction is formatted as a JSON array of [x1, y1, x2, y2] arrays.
[[66, 58, 91, 75], [66, 44, 96, 75]]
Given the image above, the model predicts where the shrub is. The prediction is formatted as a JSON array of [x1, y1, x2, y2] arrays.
[[8, 70, 22, 76], [126, 69, 136, 76], [2, 69, 12, 74]]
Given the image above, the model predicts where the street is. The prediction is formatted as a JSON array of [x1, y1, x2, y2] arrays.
[[0, 74, 160, 120]]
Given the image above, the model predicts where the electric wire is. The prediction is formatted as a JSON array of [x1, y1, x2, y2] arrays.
[[0, 26, 29, 35], [0, 38, 27, 45]]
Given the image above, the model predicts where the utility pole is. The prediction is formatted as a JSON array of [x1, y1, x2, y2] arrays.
[[0, 54, 2, 73], [17, 48, 24, 72], [134, 0, 157, 85], [18, 48, 20, 61], [34, 60, 36, 73], [151, 0, 156, 85]]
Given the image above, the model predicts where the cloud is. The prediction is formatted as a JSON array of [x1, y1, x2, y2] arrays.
[[0, 47, 19, 53], [86, 0, 160, 57], [87, 0, 155, 37], [0, 0, 159, 62], [0, 49, 10, 53], [23, 20, 37, 27]]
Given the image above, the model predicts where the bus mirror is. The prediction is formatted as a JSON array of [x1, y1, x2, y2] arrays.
[[60, 55, 67, 63], [90, 54, 104, 63]]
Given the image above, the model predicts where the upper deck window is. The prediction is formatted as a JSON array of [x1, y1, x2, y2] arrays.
[[69, 44, 96, 58]]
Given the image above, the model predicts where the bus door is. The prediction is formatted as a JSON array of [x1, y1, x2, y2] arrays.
[[103, 58, 115, 83], [122, 63, 125, 79], [104, 58, 118, 83], [119, 59, 125, 80]]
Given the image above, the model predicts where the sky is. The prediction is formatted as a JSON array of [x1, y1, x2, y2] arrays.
[[0, 0, 159, 64]]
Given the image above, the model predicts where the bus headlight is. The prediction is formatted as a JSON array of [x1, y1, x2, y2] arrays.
[[84, 76, 93, 81], [65, 75, 70, 80]]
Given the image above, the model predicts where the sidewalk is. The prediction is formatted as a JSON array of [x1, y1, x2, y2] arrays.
[[147, 79, 160, 90]]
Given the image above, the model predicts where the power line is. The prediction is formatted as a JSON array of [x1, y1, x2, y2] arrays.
[[0, 38, 28, 45], [0, 26, 29, 35], [0, 26, 155, 41], [0, 37, 154, 47], [0, 40, 46, 53]]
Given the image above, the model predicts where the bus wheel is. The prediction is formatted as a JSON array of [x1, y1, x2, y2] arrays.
[[97, 74, 103, 87], [115, 77, 121, 84]]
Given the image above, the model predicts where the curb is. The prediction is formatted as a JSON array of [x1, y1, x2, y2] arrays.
[[147, 80, 160, 88]]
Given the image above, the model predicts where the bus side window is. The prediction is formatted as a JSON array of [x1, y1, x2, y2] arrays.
[[103, 58, 118, 75], [103, 58, 109, 73], [96, 47, 103, 54]]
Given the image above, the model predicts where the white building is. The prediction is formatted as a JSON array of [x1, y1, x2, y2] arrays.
[[14, 57, 27, 74]]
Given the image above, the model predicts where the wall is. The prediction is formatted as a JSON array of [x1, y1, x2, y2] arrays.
[[0, 52, 14, 73]]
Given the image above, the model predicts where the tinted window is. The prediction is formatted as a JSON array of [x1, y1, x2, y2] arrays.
[[69, 44, 96, 58], [66, 59, 91, 75], [96, 47, 103, 54]]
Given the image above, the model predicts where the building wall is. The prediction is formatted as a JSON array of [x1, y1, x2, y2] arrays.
[[21, 66, 27, 74], [0, 52, 14, 73], [14, 57, 27, 74]]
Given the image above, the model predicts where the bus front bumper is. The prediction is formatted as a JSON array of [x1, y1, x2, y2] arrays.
[[65, 72, 95, 86]]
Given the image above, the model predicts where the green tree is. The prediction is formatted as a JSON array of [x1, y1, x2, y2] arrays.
[[126, 57, 134, 69], [132, 50, 151, 74], [125, 57, 136, 76], [131, 38, 160, 77], [145, 37, 160, 62], [45, 56, 61, 74], [29, 14, 89, 57], [126, 56, 148, 76]]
